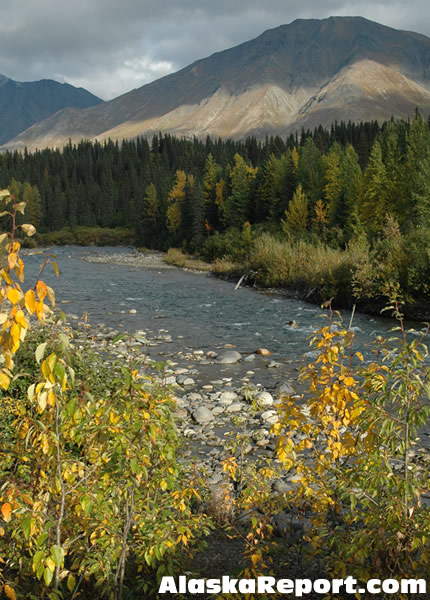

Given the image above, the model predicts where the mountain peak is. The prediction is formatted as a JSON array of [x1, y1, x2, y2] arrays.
[[0, 75, 102, 145], [0, 74, 11, 86], [4, 16, 430, 150]]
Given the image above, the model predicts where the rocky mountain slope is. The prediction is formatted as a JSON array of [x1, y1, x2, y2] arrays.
[[4, 16, 430, 150]]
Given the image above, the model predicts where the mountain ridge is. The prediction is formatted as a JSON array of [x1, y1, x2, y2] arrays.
[[0, 75, 103, 145], [4, 16, 430, 150]]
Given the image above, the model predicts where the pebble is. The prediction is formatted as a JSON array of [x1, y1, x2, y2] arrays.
[[256, 348, 272, 356]]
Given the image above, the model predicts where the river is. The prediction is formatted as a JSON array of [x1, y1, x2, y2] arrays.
[[23, 246, 404, 358]]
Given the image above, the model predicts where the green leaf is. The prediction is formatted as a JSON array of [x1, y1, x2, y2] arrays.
[[22, 516, 32, 540], [112, 333, 128, 344], [88, 562, 100, 575], [57, 333, 69, 349], [44, 566, 54, 586], [35, 342, 47, 364], [32, 550, 44, 572], [67, 574, 76, 593], [50, 545, 64, 567], [36, 532, 49, 547]]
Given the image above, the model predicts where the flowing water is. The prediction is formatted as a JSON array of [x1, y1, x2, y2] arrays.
[[23, 246, 406, 359]]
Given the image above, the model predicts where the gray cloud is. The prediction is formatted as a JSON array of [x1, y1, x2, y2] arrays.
[[1, 0, 429, 99]]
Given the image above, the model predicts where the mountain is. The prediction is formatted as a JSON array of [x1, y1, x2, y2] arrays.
[[4, 16, 430, 150], [0, 74, 103, 145]]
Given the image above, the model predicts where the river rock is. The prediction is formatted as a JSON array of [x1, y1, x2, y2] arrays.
[[187, 392, 202, 401], [244, 354, 256, 362], [226, 402, 244, 413], [276, 382, 296, 396], [129, 308, 137, 314], [176, 375, 195, 385], [219, 391, 238, 405], [272, 480, 295, 494], [192, 406, 214, 424], [267, 360, 282, 369], [256, 391, 274, 407], [261, 409, 279, 424], [174, 407, 188, 419], [217, 350, 242, 364], [256, 348, 272, 356]]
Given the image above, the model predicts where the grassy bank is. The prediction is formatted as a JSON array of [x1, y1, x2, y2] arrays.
[[30, 226, 135, 247]]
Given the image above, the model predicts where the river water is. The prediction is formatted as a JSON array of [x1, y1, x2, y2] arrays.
[[23, 246, 403, 360], [21, 246, 430, 454]]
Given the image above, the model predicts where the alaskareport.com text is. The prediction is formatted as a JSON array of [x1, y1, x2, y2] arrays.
[[158, 575, 427, 596]]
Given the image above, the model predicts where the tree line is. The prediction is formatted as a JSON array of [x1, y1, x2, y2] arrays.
[[0, 119, 382, 244], [2, 115, 430, 306]]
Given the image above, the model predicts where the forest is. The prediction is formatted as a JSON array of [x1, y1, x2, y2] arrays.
[[1, 114, 430, 311]]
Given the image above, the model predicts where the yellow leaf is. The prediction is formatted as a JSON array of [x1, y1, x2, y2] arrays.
[[21, 223, 36, 236], [38, 392, 47, 412], [0, 526, 4, 536], [36, 280, 48, 300], [0, 372, 10, 390], [14, 309, 25, 324], [15, 201, 26, 215], [7, 253, 17, 270], [7, 287, 20, 304], [160, 480, 167, 492], [1, 503, 12, 522], [25, 289, 36, 313], [51, 261, 59, 277], [4, 584, 17, 600], [46, 557, 56, 572]]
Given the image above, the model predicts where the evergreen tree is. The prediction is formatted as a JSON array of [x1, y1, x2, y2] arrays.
[[223, 154, 257, 228]]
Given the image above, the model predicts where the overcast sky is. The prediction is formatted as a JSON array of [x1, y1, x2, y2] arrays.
[[1, 0, 429, 100]]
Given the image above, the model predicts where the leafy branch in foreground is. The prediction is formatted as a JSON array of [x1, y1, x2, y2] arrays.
[[0, 197, 211, 599]]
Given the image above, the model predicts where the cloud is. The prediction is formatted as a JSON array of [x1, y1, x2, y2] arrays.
[[0, 0, 429, 99]]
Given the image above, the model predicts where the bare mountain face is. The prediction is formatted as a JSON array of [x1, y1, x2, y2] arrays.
[[4, 16, 430, 150], [0, 75, 102, 145]]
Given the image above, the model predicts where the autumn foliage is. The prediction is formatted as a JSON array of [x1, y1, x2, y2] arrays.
[[0, 192, 209, 599]]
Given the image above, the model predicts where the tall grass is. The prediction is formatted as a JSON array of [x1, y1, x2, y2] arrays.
[[248, 233, 370, 305]]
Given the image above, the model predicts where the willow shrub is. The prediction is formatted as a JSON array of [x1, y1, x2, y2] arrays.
[[0, 191, 210, 600], [240, 304, 430, 594]]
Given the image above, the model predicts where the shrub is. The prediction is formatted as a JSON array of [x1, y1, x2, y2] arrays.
[[0, 194, 210, 599]]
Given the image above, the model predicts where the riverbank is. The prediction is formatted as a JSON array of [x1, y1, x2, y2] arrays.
[[63, 312, 430, 598]]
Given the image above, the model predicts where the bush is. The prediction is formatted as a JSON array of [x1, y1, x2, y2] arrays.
[[163, 247, 187, 267], [0, 195, 210, 599]]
